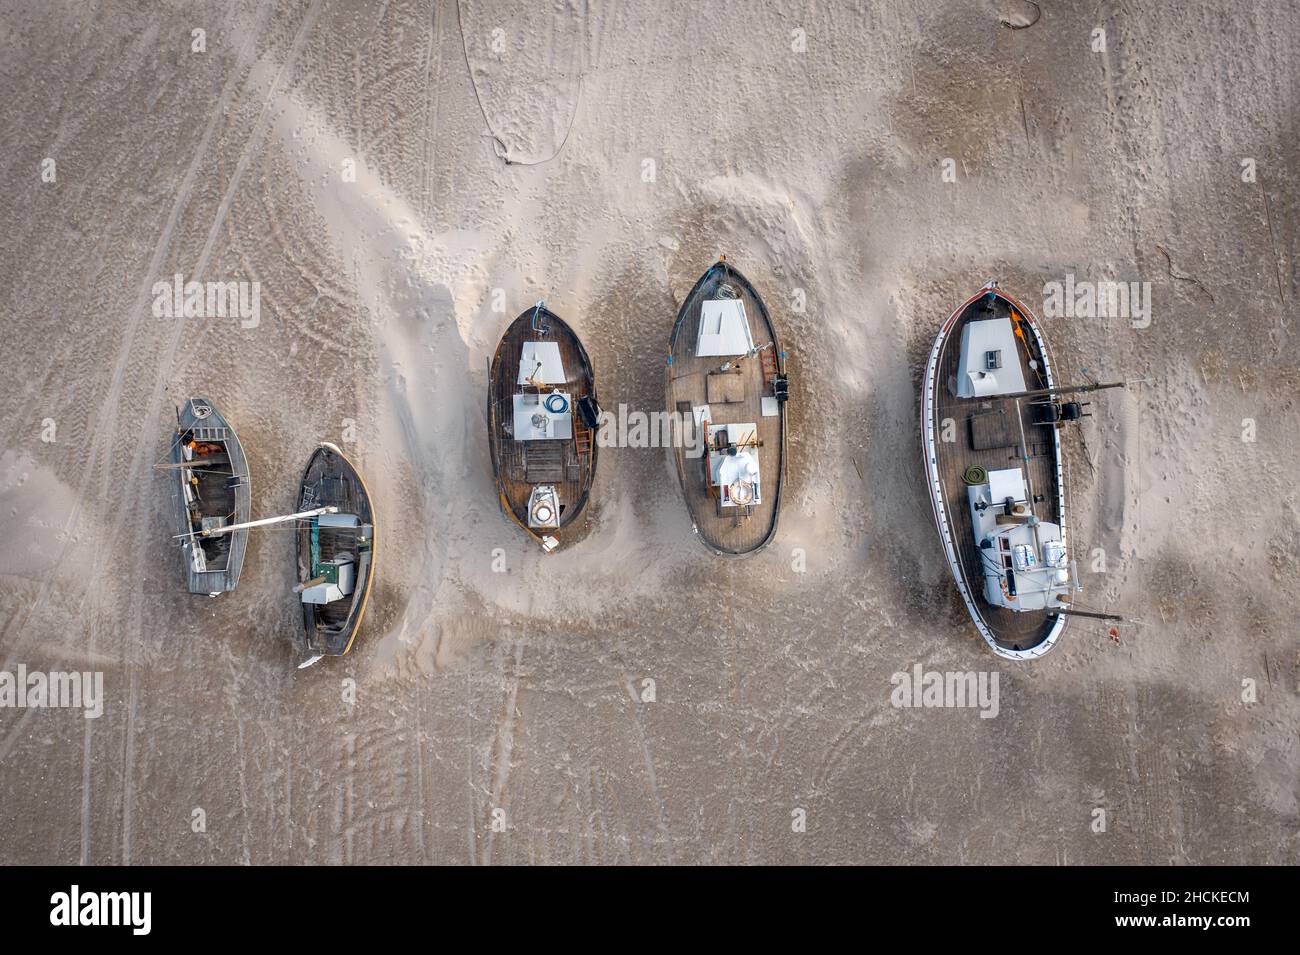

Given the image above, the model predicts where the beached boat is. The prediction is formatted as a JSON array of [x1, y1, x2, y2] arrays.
[[922, 282, 1121, 659], [168, 397, 251, 596], [487, 301, 599, 552], [295, 443, 376, 661], [667, 258, 788, 557]]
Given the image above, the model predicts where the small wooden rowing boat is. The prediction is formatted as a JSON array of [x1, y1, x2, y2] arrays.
[[296, 443, 376, 660], [487, 301, 599, 552], [666, 258, 788, 557], [921, 281, 1123, 659], [169, 397, 251, 596]]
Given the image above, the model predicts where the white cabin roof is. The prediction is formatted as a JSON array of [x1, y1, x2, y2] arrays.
[[966, 478, 1071, 612], [988, 467, 1026, 504], [696, 299, 754, 357], [956, 317, 1027, 398], [706, 422, 761, 507], [512, 392, 573, 441], [518, 341, 566, 385]]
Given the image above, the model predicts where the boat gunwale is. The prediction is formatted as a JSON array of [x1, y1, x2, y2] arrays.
[[920, 283, 1068, 660], [666, 260, 787, 559]]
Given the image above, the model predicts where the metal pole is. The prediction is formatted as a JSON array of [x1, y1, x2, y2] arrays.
[[998, 381, 1127, 401], [175, 505, 339, 540], [1056, 608, 1124, 621]]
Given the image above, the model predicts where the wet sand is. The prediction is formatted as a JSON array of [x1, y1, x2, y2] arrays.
[[0, 0, 1296, 864]]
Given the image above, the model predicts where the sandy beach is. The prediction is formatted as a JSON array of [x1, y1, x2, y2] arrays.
[[0, 0, 1296, 864]]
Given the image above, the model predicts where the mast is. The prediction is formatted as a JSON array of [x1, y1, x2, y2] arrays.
[[1009, 396, 1053, 567], [175, 506, 338, 540], [998, 381, 1127, 401], [1055, 607, 1124, 621]]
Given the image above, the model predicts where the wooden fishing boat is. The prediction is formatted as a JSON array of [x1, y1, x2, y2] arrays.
[[667, 258, 788, 557], [169, 396, 251, 596], [487, 301, 599, 552], [922, 282, 1122, 659], [295, 443, 376, 660]]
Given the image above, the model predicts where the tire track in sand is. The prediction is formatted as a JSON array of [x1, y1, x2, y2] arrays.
[[111, 1, 323, 864], [0, 5, 272, 672]]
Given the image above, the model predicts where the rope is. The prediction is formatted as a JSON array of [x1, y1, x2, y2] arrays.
[[530, 299, 550, 334], [454, 0, 582, 166]]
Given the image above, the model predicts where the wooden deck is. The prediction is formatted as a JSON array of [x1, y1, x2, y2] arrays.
[[296, 444, 375, 657], [929, 290, 1065, 653], [667, 261, 786, 557], [172, 397, 250, 595], [488, 306, 597, 544]]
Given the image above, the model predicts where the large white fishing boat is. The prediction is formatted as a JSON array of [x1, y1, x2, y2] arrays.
[[922, 282, 1122, 659]]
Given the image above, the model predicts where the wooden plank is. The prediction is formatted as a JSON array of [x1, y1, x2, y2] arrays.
[[706, 370, 745, 403]]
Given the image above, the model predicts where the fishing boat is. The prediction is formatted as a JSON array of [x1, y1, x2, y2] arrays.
[[295, 442, 376, 662], [667, 258, 788, 557], [921, 282, 1123, 659], [166, 397, 251, 596], [487, 301, 599, 552]]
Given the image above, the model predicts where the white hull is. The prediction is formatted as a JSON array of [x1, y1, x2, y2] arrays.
[[921, 282, 1070, 661]]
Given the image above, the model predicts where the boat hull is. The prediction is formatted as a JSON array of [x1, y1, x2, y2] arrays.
[[921, 284, 1068, 660], [487, 306, 598, 546], [172, 397, 251, 595], [296, 443, 376, 657], [666, 261, 786, 557]]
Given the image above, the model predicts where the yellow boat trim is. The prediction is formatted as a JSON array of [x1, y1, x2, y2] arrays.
[[331, 443, 376, 658]]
